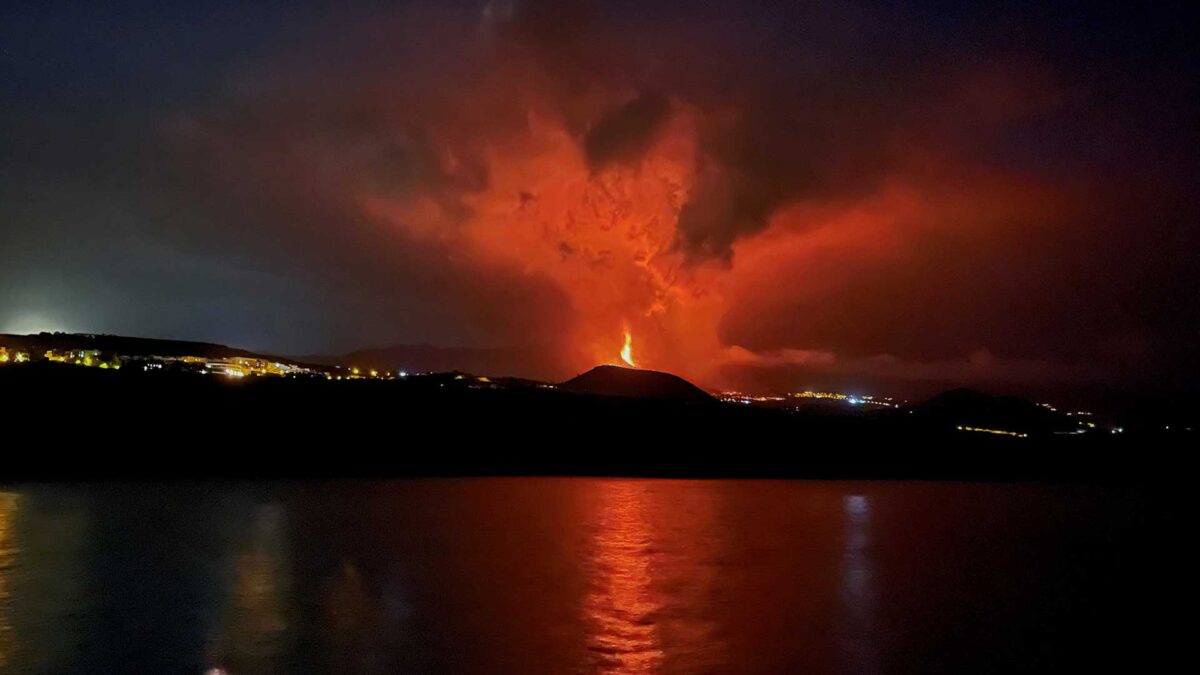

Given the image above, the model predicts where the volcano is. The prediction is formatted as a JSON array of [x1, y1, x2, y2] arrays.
[[559, 365, 713, 402]]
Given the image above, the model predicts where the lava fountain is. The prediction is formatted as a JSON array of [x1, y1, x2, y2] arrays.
[[620, 330, 636, 368]]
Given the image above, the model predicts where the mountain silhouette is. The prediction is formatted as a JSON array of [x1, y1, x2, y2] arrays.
[[908, 387, 1075, 435], [559, 365, 713, 401]]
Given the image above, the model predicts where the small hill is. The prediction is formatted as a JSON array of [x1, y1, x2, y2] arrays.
[[559, 365, 713, 402], [908, 387, 1074, 435]]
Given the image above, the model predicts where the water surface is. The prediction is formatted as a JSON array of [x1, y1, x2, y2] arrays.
[[0, 480, 1159, 673]]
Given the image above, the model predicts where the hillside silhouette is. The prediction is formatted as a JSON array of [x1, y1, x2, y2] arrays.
[[559, 365, 713, 401], [908, 388, 1076, 435], [0, 358, 1166, 481]]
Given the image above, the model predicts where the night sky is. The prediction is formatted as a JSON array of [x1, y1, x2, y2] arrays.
[[2, 1, 1196, 398]]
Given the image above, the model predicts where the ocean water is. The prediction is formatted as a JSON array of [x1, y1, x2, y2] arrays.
[[0, 479, 1161, 674]]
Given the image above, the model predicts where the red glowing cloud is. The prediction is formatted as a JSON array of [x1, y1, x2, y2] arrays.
[[168, 1, 1198, 394]]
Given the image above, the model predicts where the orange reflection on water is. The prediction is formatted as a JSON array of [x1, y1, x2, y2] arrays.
[[583, 481, 664, 674]]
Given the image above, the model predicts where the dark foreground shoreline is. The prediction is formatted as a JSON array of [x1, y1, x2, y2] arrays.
[[0, 363, 1175, 481]]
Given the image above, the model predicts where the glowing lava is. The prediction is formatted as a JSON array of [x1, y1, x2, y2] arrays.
[[620, 330, 636, 368]]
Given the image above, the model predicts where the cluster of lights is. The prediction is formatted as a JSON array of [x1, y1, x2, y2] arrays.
[[718, 392, 785, 405], [791, 391, 900, 408], [5, 346, 420, 383], [0, 348, 31, 364], [1042, 402, 1112, 433], [3, 345, 116, 368], [717, 389, 905, 410], [327, 365, 397, 380], [43, 349, 120, 369], [717, 389, 907, 409], [169, 355, 325, 378], [956, 425, 1028, 438], [163, 356, 396, 381], [1039, 403, 1096, 417]]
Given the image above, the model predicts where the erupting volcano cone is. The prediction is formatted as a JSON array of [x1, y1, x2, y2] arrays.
[[559, 365, 713, 401]]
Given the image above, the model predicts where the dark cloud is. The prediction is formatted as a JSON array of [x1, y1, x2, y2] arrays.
[[584, 92, 671, 170]]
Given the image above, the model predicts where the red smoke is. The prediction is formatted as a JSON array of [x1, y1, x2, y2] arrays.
[[358, 96, 729, 380], [172, 1, 1196, 394]]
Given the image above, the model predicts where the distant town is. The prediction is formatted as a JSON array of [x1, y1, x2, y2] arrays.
[[2, 333, 392, 380]]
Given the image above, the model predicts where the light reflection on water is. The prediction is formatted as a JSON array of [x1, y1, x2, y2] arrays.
[[0, 480, 1151, 674], [584, 481, 664, 673], [1, 489, 92, 675], [583, 480, 728, 674], [206, 504, 291, 674], [839, 494, 878, 673]]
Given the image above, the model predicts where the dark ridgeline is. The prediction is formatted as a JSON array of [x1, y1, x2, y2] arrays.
[[907, 388, 1076, 435], [304, 343, 572, 383], [0, 350, 1175, 481], [0, 331, 310, 365]]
